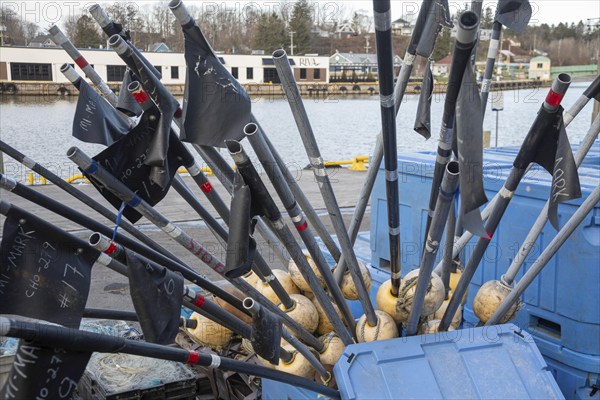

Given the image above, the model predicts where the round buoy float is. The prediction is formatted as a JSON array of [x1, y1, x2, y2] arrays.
[[376, 269, 445, 324], [356, 310, 399, 343], [212, 284, 252, 324], [186, 312, 233, 348], [449, 268, 468, 305], [242, 270, 260, 288], [312, 297, 343, 335], [274, 342, 316, 379], [288, 251, 326, 292], [337, 261, 372, 300], [418, 319, 455, 334], [432, 291, 463, 329], [279, 293, 319, 333], [255, 269, 300, 305], [318, 332, 345, 366], [473, 280, 520, 323]]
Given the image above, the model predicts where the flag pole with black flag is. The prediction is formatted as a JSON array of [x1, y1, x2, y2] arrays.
[[0, 173, 245, 314], [422, 11, 480, 249], [61, 64, 131, 146], [334, 0, 452, 285], [67, 146, 326, 351], [226, 140, 355, 346], [0, 200, 99, 400], [0, 317, 341, 399], [116, 67, 143, 117], [431, 75, 600, 278], [438, 74, 578, 332]]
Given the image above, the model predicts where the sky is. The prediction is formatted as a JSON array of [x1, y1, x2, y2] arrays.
[[3, 0, 599, 29]]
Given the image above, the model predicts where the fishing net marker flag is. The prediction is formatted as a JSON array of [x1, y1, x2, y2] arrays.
[[72, 78, 129, 146], [173, 1, 252, 147], [0, 202, 98, 400]]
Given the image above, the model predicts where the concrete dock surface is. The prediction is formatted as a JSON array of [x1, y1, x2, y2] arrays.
[[0, 167, 371, 312]]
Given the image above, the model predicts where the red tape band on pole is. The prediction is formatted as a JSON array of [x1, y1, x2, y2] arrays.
[[200, 182, 213, 194], [194, 295, 206, 308], [296, 221, 308, 231], [545, 90, 564, 108], [105, 242, 118, 255], [75, 56, 88, 69], [187, 350, 200, 364]]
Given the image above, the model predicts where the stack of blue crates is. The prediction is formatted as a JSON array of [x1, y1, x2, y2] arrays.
[[369, 142, 600, 399]]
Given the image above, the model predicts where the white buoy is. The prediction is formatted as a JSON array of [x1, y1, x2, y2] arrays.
[[211, 284, 251, 324], [318, 332, 345, 366], [288, 251, 326, 292], [338, 260, 372, 300], [279, 293, 319, 333], [376, 269, 445, 324], [186, 312, 233, 349], [356, 310, 399, 343], [449, 268, 468, 305], [418, 319, 456, 334], [312, 297, 344, 335], [473, 280, 520, 323], [432, 291, 462, 329], [274, 341, 316, 379], [255, 269, 300, 305], [242, 270, 260, 287]]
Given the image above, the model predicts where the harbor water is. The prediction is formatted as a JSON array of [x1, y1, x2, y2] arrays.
[[0, 82, 594, 181]]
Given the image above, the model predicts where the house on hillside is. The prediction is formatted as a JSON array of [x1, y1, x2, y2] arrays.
[[392, 18, 413, 36], [148, 42, 171, 52], [432, 54, 452, 77], [27, 35, 57, 48], [529, 56, 551, 80], [336, 22, 356, 39], [329, 50, 402, 81]]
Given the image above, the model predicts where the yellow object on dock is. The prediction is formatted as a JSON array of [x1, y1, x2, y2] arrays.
[[324, 155, 369, 171], [65, 173, 90, 184], [26, 172, 47, 185], [177, 167, 214, 176]]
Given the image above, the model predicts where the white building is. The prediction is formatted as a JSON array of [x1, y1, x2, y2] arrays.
[[0, 46, 330, 85]]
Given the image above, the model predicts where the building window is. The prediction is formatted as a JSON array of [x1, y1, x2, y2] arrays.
[[106, 65, 127, 82], [231, 67, 239, 79], [313, 69, 321, 80], [537, 63, 543, 68], [246, 67, 253, 80], [171, 66, 179, 79], [10, 63, 52, 81], [263, 68, 280, 84], [300, 68, 307, 80]]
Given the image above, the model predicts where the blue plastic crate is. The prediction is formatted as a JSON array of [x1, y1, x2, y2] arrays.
[[263, 325, 564, 400], [370, 145, 600, 355]]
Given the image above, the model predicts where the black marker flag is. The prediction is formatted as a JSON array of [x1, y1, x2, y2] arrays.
[[181, 24, 252, 147], [116, 68, 143, 117], [72, 79, 129, 145], [126, 251, 184, 345], [414, 60, 434, 139], [85, 110, 188, 223], [0, 204, 98, 327], [456, 63, 488, 237], [0, 203, 97, 400]]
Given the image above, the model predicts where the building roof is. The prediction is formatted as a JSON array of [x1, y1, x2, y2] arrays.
[[148, 42, 171, 52], [392, 18, 411, 25], [435, 54, 452, 65], [28, 34, 57, 47], [530, 56, 550, 62]]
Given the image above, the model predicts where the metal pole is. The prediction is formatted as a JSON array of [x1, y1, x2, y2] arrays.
[[502, 114, 600, 286], [486, 183, 600, 325], [495, 110, 499, 147], [273, 49, 377, 326]]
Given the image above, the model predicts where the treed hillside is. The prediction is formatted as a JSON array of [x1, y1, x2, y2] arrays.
[[1, 1, 598, 66]]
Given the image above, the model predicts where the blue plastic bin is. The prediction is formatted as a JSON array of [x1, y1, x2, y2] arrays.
[[263, 324, 564, 400]]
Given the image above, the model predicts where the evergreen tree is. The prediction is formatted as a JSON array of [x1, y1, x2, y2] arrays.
[[288, 0, 313, 54], [252, 12, 287, 53], [73, 15, 104, 48], [481, 7, 494, 29]]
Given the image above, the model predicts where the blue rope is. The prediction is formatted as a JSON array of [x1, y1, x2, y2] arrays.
[[112, 201, 126, 241]]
